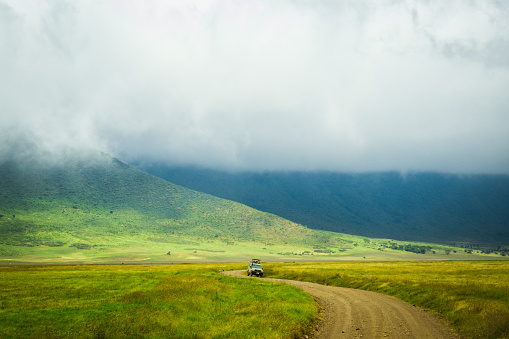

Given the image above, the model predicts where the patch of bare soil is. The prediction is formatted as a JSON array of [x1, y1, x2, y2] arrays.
[[221, 270, 458, 339]]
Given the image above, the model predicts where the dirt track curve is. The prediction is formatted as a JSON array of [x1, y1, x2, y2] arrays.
[[221, 270, 458, 339]]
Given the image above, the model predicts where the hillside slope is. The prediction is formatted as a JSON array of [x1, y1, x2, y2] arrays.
[[137, 166, 509, 246], [1, 153, 354, 262]]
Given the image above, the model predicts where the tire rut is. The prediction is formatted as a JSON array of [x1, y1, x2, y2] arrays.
[[221, 270, 458, 339]]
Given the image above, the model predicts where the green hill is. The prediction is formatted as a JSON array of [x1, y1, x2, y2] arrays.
[[0, 152, 500, 263], [0, 153, 326, 262]]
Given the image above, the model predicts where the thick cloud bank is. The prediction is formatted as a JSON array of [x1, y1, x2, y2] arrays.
[[1, 0, 509, 173]]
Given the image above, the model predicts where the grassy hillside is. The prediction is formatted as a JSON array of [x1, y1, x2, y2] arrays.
[[0, 155, 307, 244], [0, 152, 502, 263], [0, 153, 331, 262], [138, 166, 509, 247]]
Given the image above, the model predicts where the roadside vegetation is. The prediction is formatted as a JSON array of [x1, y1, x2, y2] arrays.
[[265, 261, 509, 339], [0, 264, 316, 338]]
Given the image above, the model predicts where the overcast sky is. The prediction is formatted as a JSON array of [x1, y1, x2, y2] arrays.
[[1, 0, 509, 173]]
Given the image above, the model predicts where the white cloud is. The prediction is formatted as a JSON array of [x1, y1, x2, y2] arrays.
[[1, 0, 508, 173]]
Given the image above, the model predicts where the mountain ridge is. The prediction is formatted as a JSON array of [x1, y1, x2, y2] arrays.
[[135, 165, 509, 246]]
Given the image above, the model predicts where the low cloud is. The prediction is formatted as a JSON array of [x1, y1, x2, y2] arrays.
[[1, 0, 509, 173]]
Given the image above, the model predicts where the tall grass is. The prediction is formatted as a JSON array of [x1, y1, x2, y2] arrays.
[[0, 264, 316, 338], [265, 261, 509, 339]]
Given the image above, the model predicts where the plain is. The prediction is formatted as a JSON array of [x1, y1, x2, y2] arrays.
[[1, 261, 509, 338]]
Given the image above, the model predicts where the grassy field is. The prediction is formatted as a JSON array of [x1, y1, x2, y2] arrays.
[[0, 215, 500, 266], [265, 261, 509, 339], [0, 264, 316, 338], [1, 262, 508, 338], [1, 235, 499, 265]]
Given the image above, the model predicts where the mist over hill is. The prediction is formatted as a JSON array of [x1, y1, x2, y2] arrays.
[[136, 165, 509, 246]]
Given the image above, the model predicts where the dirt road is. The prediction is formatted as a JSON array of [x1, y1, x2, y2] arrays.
[[221, 270, 458, 339]]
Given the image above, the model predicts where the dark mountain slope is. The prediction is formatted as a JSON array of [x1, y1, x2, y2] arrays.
[[137, 166, 509, 246]]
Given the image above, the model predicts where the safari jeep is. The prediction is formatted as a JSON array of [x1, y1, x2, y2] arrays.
[[247, 259, 263, 277]]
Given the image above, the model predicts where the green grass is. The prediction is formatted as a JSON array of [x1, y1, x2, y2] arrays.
[[2, 262, 508, 338], [264, 261, 509, 339], [0, 264, 316, 338]]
